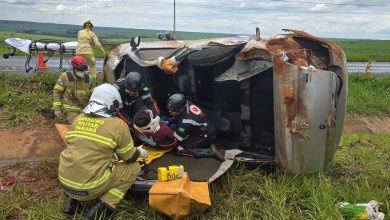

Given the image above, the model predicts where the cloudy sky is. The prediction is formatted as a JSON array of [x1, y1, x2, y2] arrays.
[[1, 0, 390, 39]]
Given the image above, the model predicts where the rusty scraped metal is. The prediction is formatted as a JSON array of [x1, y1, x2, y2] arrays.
[[273, 57, 309, 133]]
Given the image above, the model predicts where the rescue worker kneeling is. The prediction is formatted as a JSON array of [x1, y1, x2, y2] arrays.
[[52, 55, 94, 124], [58, 83, 148, 219], [167, 93, 224, 161]]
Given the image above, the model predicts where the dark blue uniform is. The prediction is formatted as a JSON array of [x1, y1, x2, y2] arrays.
[[170, 101, 216, 149], [113, 79, 160, 124]]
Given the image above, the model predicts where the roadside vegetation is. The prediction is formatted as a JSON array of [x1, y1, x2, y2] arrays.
[[348, 74, 390, 115], [0, 73, 57, 127], [1, 133, 388, 219]]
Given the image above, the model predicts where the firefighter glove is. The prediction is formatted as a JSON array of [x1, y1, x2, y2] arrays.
[[54, 109, 63, 118], [137, 146, 148, 159]]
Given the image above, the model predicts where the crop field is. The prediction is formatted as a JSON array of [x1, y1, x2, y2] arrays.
[[333, 39, 390, 62]]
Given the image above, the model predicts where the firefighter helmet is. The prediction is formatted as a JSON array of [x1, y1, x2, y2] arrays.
[[71, 55, 88, 71], [83, 20, 94, 29], [88, 83, 122, 113], [167, 93, 186, 115], [125, 71, 143, 92]]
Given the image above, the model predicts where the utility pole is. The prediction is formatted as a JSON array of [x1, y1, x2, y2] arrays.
[[173, 0, 176, 38]]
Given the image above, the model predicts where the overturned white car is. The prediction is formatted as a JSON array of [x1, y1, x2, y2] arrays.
[[103, 29, 347, 189]]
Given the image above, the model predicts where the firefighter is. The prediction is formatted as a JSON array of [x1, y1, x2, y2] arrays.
[[113, 71, 160, 125], [76, 20, 105, 81], [166, 93, 224, 161], [58, 83, 148, 220], [52, 55, 94, 124]]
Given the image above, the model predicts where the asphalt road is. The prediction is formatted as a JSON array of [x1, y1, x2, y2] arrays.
[[1, 57, 389, 76]]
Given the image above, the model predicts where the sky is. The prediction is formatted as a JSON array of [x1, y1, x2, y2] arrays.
[[1, 0, 390, 39]]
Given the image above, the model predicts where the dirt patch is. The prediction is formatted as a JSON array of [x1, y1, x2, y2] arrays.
[[0, 126, 65, 164], [0, 160, 59, 194], [342, 116, 390, 135]]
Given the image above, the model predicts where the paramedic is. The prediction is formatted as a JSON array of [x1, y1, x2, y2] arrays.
[[113, 71, 160, 125], [166, 93, 224, 161]]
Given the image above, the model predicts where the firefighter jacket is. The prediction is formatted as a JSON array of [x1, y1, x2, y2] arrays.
[[58, 114, 140, 191], [170, 101, 215, 143], [76, 29, 105, 55], [114, 79, 160, 120], [52, 71, 94, 113]]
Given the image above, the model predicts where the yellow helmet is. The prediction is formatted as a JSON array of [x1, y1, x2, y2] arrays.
[[83, 20, 94, 29]]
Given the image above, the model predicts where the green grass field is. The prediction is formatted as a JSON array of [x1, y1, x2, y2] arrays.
[[348, 74, 390, 115], [334, 39, 390, 62]]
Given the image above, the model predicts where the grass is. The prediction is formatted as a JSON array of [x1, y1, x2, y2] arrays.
[[347, 73, 390, 115], [0, 134, 389, 219], [0, 73, 58, 127], [334, 39, 390, 62]]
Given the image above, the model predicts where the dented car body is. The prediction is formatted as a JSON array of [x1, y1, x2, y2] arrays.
[[103, 29, 347, 175]]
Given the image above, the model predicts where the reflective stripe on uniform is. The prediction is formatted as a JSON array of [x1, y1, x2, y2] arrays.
[[66, 131, 117, 149], [182, 119, 207, 127], [54, 84, 65, 91], [59, 166, 114, 190], [108, 188, 125, 199], [53, 101, 62, 107], [75, 89, 88, 95], [174, 132, 184, 141], [63, 104, 81, 111], [116, 141, 134, 154]]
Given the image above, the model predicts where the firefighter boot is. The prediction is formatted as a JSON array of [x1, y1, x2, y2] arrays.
[[85, 201, 114, 220], [63, 196, 82, 215]]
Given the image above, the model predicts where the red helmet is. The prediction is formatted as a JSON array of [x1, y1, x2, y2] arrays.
[[71, 55, 88, 71]]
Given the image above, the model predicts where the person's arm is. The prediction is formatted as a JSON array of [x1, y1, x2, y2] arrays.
[[52, 74, 66, 110], [140, 86, 160, 116], [114, 120, 140, 163], [91, 32, 105, 54]]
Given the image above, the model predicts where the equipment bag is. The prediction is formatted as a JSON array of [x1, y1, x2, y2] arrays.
[[149, 172, 211, 220]]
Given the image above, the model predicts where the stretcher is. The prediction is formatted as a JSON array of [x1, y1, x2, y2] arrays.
[[3, 38, 78, 72]]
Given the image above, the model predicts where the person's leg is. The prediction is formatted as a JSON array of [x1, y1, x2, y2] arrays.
[[85, 162, 140, 219], [80, 54, 96, 81], [98, 162, 140, 208], [177, 134, 224, 161]]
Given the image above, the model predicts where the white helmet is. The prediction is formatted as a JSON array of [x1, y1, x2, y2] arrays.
[[83, 83, 122, 117]]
